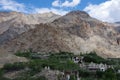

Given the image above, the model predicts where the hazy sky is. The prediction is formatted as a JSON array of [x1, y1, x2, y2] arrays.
[[0, 0, 120, 22]]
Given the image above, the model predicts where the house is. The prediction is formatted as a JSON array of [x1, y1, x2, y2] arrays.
[[99, 63, 107, 71], [66, 74, 70, 80], [87, 62, 108, 72], [63, 71, 71, 80], [73, 56, 84, 63], [73, 56, 80, 63], [118, 70, 120, 73], [64, 71, 79, 80], [79, 63, 87, 69], [87, 62, 99, 72]]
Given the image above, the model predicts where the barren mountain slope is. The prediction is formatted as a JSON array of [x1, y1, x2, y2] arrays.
[[0, 12, 60, 67], [0, 12, 60, 44], [0, 11, 120, 58]]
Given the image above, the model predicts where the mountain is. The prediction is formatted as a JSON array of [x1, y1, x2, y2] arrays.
[[0, 11, 120, 59], [0, 11, 60, 67], [0, 11, 60, 45]]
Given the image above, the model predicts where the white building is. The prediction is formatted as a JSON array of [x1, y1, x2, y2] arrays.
[[87, 62, 108, 72]]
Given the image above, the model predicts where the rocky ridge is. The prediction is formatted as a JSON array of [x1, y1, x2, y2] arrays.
[[0, 11, 60, 44]]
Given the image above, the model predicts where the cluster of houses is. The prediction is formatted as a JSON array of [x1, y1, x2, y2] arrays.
[[73, 56, 113, 72], [31, 53, 116, 73], [31, 53, 119, 73], [44, 66, 80, 80], [41, 55, 119, 80]]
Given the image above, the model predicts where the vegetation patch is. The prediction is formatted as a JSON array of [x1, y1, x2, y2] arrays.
[[0, 51, 119, 80]]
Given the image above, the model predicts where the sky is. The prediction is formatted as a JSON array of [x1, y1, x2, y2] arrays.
[[0, 0, 120, 23]]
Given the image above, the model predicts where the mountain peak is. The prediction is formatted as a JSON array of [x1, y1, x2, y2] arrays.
[[52, 10, 93, 26], [66, 10, 90, 18], [37, 12, 59, 18]]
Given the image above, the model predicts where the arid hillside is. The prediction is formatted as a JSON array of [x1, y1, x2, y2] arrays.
[[0, 11, 120, 59]]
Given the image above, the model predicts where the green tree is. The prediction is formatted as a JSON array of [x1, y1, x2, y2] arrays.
[[103, 68, 117, 80], [96, 70, 104, 78], [70, 75, 76, 80]]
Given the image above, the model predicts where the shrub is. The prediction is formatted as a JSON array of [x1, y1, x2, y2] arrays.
[[103, 68, 117, 80], [78, 69, 91, 77], [15, 51, 32, 58], [34, 76, 47, 80], [96, 70, 104, 78], [83, 52, 106, 63], [3, 62, 26, 72], [70, 75, 76, 80]]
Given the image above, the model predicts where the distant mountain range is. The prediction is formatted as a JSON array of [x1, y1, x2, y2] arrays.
[[0, 11, 120, 67]]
